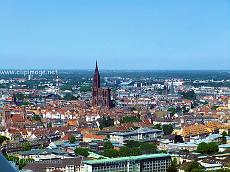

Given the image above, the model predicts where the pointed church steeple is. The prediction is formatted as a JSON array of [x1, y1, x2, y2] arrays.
[[93, 60, 100, 88], [95, 60, 98, 72]]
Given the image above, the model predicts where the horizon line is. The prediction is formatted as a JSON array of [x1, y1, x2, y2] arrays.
[[0, 68, 230, 71]]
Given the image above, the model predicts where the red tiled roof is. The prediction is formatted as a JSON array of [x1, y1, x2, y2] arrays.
[[11, 115, 25, 123]]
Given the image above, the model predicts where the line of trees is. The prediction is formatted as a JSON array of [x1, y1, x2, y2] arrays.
[[102, 140, 157, 158]]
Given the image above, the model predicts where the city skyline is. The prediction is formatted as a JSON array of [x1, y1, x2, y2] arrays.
[[0, 0, 230, 70]]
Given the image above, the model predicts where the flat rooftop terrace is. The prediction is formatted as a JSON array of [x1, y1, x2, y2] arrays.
[[84, 153, 170, 165]]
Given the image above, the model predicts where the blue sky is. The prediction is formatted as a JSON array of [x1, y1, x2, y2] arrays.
[[0, 0, 229, 70]]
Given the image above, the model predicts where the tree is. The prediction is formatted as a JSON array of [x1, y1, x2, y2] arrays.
[[174, 135, 184, 143], [120, 116, 142, 123], [183, 161, 203, 172], [190, 169, 205, 172], [222, 131, 228, 136], [180, 90, 197, 100], [74, 148, 89, 157], [222, 136, 227, 144], [102, 148, 119, 158], [162, 124, 174, 135], [140, 142, 157, 154], [32, 115, 42, 121], [167, 166, 178, 172], [22, 142, 32, 151], [215, 169, 230, 172], [211, 105, 219, 110], [167, 158, 178, 172], [79, 85, 91, 92], [181, 149, 189, 153], [119, 146, 131, 157], [208, 142, 219, 154], [172, 158, 177, 167], [197, 142, 208, 154], [197, 142, 218, 154], [104, 141, 114, 149], [21, 102, 33, 106], [99, 116, 114, 130], [5, 155, 34, 170], [124, 140, 140, 148], [0, 135, 9, 145], [130, 147, 141, 156], [15, 93, 24, 101], [47, 122, 52, 128], [69, 135, 76, 144], [63, 93, 78, 101], [60, 85, 73, 91], [168, 107, 176, 115], [152, 123, 162, 130]]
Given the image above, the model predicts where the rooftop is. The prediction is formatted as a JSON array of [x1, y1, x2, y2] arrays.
[[111, 127, 163, 136], [84, 153, 170, 165]]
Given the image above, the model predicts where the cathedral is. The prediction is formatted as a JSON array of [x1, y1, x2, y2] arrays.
[[92, 61, 112, 108]]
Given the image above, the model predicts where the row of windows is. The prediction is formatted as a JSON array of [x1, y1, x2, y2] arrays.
[[93, 166, 126, 171], [144, 162, 170, 165], [91, 160, 171, 172]]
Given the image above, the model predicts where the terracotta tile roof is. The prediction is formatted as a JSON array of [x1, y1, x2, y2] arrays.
[[182, 124, 209, 137], [11, 115, 25, 123], [84, 133, 105, 140], [68, 119, 77, 126], [61, 134, 71, 141]]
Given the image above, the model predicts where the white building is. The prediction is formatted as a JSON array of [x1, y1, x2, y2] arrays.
[[110, 127, 163, 144]]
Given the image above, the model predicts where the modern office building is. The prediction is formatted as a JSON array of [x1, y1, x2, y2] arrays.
[[110, 127, 163, 144], [84, 153, 171, 172]]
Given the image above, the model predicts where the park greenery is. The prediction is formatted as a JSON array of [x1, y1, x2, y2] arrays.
[[32, 114, 42, 121], [152, 123, 174, 135], [103, 141, 114, 149], [5, 155, 34, 170], [196, 142, 219, 154], [60, 84, 73, 91], [63, 93, 78, 101], [167, 158, 178, 172], [74, 147, 89, 157], [120, 116, 142, 123], [22, 142, 32, 151], [181, 161, 204, 172], [179, 90, 197, 100], [167, 107, 177, 115], [0, 135, 9, 145], [102, 140, 157, 158], [98, 116, 114, 130], [79, 85, 92, 92]]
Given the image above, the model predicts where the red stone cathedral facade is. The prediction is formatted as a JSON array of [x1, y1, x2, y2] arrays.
[[92, 61, 112, 108]]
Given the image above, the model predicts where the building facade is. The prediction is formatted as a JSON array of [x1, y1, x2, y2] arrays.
[[84, 154, 171, 172], [24, 157, 84, 172], [110, 127, 163, 144], [92, 61, 112, 108]]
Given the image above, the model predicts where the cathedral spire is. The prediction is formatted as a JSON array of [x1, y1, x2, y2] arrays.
[[95, 60, 98, 71], [93, 60, 100, 88]]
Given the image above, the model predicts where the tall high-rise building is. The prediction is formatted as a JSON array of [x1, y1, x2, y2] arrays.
[[92, 61, 112, 108]]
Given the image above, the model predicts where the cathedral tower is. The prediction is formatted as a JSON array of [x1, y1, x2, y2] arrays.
[[92, 61, 112, 108]]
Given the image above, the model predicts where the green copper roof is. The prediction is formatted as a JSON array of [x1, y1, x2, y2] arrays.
[[84, 153, 170, 165]]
